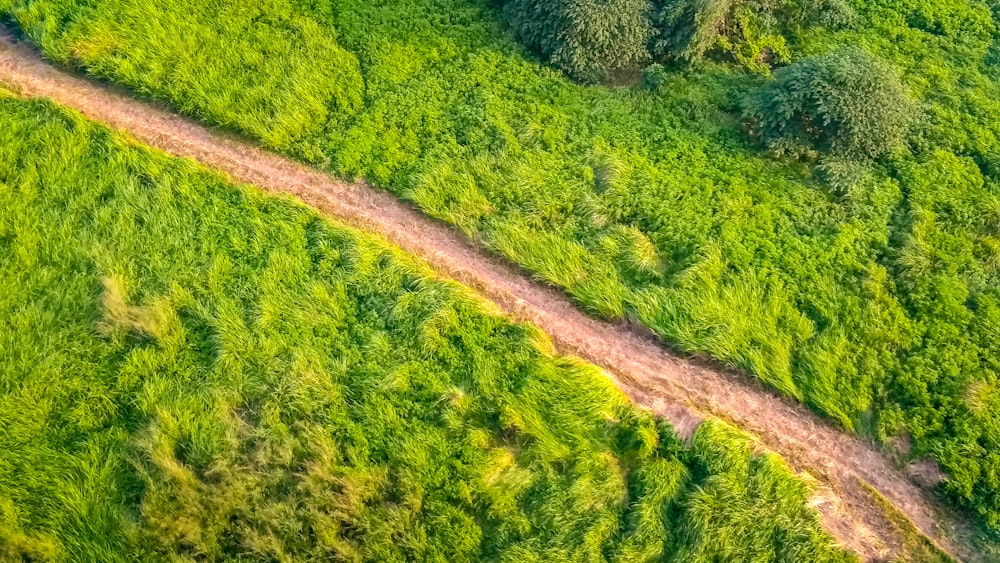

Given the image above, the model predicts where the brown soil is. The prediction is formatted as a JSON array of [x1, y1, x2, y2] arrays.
[[0, 27, 983, 561]]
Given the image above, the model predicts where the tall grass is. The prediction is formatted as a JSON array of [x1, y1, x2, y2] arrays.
[[2, 0, 363, 152], [2, 0, 1000, 532], [0, 94, 852, 560]]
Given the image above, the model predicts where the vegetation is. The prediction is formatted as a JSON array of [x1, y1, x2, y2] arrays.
[[0, 93, 853, 560], [651, 0, 854, 70], [2, 0, 1000, 538], [858, 481, 955, 562], [741, 47, 917, 159], [499, 0, 856, 77], [4, 0, 364, 150], [501, 0, 652, 82]]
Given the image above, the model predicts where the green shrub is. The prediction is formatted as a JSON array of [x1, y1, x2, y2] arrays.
[[984, 0, 1000, 81], [652, 0, 789, 70], [650, 0, 853, 70], [641, 62, 671, 89], [814, 156, 869, 197], [501, 0, 653, 82], [742, 47, 917, 159]]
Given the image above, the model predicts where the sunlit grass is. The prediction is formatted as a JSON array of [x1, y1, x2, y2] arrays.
[[0, 94, 853, 560], [2, 0, 1000, 532]]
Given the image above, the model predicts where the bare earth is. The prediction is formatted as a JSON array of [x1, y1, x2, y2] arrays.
[[0, 29, 980, 561]]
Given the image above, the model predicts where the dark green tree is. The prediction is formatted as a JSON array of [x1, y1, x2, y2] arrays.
[[651, 0, 854, 71], [741, 47, 916, 159], [502, 0, 653, 82]]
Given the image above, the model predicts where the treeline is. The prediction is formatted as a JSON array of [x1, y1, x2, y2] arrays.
[[500, 0, 915, 167], [500, 0, 852, 81]]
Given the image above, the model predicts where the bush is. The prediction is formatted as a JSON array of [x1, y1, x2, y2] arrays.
[[641, 62, 671, 90], [652, 0, 788, 70], [985, 0, 1000, 78], [814, 156, 869, 197], [502, 0, 653, 82], [741, 47, 916, 159], [651, 0, 854, 70]]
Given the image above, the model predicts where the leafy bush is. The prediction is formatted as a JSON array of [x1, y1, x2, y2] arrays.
[[641, 62, 671, 89], [651, 0, 854, 70], [652, 0, 789, 70], [987, 0, 1000, 75], [501, 0, 653, 82], [742, 47, 917, 159], [814, 156, 869, 197]]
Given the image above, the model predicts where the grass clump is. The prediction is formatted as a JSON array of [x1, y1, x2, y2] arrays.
[[0, 94, 852, 560]]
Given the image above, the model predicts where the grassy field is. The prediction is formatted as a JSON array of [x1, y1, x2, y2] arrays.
[[0, 93, 853, 561], [1, 0, 999, 534]]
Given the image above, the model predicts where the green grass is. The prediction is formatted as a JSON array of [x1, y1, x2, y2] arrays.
[[0, 94, 853, 561], [858, 480, 956, 563], [1, 0, 999, 535]]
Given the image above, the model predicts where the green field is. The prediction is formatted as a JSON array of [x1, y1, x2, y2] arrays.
[[0, 93, 853, 561], [1, 0, 999, 535]]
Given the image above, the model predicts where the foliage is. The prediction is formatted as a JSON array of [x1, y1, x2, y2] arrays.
[[742, 47, 917, 159], [641, 62, 671, 90], [988, 0, 1000, 76], [652, 0, 787, 70], [501, 0, 653, 82], [813, 156, 869, 197], [672, 423, 852, 562], [650, 0, 854, 70], [3, 0, 1000, 537], [2, 0, 363, 151], [859, 481, 956, 562], [0, 95, 852, 560]]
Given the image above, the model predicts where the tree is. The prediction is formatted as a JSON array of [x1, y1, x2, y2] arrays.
[[741, 47, 917, 160], [502, 0, 653, 83], [650, 0, 854, 71]]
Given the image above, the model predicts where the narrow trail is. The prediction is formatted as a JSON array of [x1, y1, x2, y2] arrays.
[[0, 29, 979, 561]]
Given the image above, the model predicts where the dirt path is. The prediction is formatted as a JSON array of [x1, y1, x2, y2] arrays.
[[0, 29, 980, 561]]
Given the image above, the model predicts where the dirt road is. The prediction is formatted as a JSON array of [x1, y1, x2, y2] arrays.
[[0, 28, 978, 560]]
